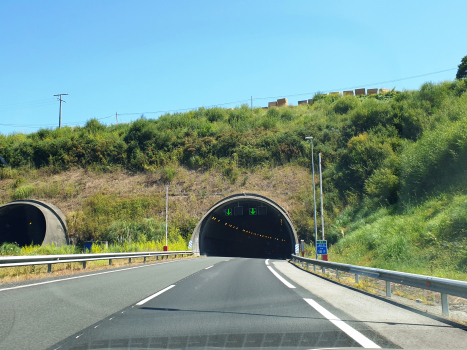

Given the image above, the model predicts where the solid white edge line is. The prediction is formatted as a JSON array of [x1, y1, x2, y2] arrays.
[[303, 298, 381, 349], [0, 260, 178, 293], [205, 265, 214, 270], [136, 285, 176, 306], [265, 259, 269, 265], [267, 266, 295, 288]]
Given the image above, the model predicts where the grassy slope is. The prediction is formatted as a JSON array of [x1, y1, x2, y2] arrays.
[[1, 79, 467, 280]]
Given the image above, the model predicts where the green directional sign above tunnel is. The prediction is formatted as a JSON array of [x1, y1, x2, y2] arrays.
[[249, 208, 257, 215], [225, 208, 233, 216]]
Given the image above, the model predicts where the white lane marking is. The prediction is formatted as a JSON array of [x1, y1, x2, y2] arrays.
[[205, 265, 214, 270], [94, 325, 99, 329], [267, 266, 295, 288], [265, 259, 269, 265], [136, 285, 175, 306], [304, 298, 381, 349], [0, 260, 177, 293], [76, 334, 83, 339]]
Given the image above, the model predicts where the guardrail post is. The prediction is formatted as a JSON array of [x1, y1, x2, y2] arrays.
[[109, 259, 112, 266], [355, 274, 359, 283], [143, 257, 146, 263], [336, 270, 340, 279], [386, 281, 391, 297], [313, 264, 316, 272], [47, 264, 52, 273], [129, 258, 131, 264], [305, 262, 309, 270], [83, 261, 86, 270], [322, 266, 325, 274], [441, 293, 450, 317]]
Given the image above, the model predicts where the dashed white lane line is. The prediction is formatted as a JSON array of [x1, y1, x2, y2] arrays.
[[267, 266, 295, 288], [265, 259, 269, 265], [303, 298, 381, 349], [136, 285, 176, 306], [205, 265, 214, 270], [0, 260, 177, 293]]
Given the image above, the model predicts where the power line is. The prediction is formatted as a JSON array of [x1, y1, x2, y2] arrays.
[[253, 68, 457, 101], [0, 67, 458, 130]]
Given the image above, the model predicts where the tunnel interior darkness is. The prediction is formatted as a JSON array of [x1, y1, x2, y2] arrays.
[[0, 204, 46, 246], [199, 198, 294, 259]]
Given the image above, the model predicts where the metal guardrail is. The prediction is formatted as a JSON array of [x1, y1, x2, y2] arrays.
[[0, 251, 193, 273], [292, 254, 467, 317]]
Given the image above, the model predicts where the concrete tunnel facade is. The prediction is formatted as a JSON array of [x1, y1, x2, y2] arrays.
[[0, 199, 68, 247], [190, 193, 298, 259]]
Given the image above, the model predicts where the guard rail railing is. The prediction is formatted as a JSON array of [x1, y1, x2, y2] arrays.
[[0, 251, 193, 273], [291, 254, 467, 317]]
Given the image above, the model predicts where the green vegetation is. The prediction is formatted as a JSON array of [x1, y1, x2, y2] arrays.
[[1, 77, 467, 279]]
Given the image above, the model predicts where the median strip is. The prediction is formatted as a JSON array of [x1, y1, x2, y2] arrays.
[[136, 285, 176, 306], [303, 298, 380, 349], [267, 266, 295, 288]]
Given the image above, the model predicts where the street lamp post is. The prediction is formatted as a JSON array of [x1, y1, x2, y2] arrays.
[[305, 136, 318, 259]]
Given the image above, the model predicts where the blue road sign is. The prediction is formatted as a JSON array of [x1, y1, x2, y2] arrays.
[[316, 240, 327, 255]]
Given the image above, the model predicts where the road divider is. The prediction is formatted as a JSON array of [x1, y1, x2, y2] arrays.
[[136, 285, 176, 306], [267, 266, 295, 288], [303, 298, 380, 348]]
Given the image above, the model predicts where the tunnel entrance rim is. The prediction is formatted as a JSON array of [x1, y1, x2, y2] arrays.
[[190, 193, 298, 256]]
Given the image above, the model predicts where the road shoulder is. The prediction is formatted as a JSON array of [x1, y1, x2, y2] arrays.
[[273, 260, 467, 349]]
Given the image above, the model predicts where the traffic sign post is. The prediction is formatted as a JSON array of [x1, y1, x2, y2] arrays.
[[316, 240, 327, 256], [300, 240, 305, 257]]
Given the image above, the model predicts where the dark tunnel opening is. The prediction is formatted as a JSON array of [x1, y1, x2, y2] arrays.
[[199, 199, 294, 259], [0, 204, 46, 246]]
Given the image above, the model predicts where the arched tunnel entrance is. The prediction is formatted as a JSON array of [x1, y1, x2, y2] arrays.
[[190, 193, 298, 259], [0, 200, 68, 247]]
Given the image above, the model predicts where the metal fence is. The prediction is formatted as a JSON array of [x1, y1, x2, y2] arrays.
[[0, 251, 193, 273], [291, 254, 467, 317]]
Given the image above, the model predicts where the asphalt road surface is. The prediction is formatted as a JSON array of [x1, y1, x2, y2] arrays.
[[1, 257, 400, 350]]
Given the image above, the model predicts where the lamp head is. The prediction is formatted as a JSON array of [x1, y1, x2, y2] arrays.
[[305, 136, 313, 140]]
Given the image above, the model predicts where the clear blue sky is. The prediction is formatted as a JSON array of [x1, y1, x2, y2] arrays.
[[1, 0, 465, 135]]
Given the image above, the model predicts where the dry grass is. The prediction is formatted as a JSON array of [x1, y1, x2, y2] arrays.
[[0, 164, 311, 235]]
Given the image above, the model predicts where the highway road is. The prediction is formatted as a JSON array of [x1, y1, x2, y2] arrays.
[[0, 257, 466, 349]]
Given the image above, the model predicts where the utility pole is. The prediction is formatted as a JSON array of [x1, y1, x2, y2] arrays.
[[54, 93, 68, 128], [319, 152, 327, 261], [251, 96, 253, 111], [305, 136, 318, 260], [116, 111, 118, 124], [164, 186, 169, 251]]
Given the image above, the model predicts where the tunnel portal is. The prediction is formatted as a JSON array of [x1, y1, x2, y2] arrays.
[[0, 200, 68, 247], [191, 193, 297, 259]]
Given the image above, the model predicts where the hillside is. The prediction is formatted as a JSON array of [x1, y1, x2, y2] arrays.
[[1, 79, 467, 278]]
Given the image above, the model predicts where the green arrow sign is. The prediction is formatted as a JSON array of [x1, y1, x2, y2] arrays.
[[225, 209, 232, 216], [249, 208, 257, 215]]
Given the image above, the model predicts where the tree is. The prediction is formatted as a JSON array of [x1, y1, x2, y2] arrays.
[[456, 55, 467, 80]]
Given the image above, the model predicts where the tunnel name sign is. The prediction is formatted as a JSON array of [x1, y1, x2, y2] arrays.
[[316, 240, 327, 255]]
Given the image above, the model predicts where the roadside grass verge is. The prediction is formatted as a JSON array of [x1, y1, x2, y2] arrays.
[[0, 253, 196, 285]]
